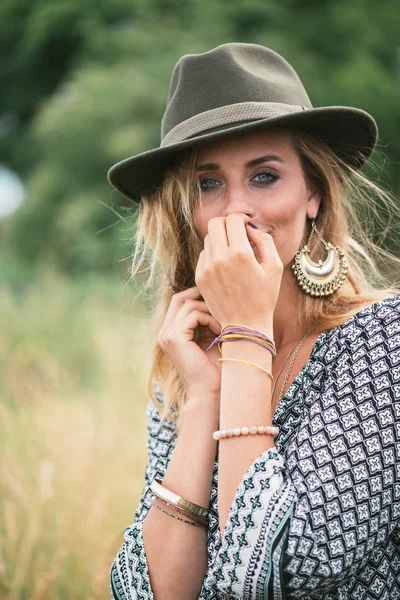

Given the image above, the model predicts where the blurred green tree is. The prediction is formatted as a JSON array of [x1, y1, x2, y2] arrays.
[[1, 0, 399, 275]]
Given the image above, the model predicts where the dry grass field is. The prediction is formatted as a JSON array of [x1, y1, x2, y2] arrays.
[[0, 275, 154, 599]]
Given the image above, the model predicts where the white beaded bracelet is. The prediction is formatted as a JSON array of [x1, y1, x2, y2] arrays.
[[212, 425, 279, 441]]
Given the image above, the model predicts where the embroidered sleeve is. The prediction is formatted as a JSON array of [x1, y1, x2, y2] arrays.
[[110, 394, 177, 600], [205, 447, 293, 599], [206, 296, 400, 599]]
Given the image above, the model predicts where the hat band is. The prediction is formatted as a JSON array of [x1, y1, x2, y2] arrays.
[[161, 101, 307, 147]]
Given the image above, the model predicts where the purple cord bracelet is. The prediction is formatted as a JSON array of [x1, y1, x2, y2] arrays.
[[206, 325, 276, 357]]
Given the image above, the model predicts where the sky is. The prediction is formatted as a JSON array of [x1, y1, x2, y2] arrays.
[[0, 166, 24, 220]]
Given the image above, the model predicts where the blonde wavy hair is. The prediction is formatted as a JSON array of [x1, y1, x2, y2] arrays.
[[129, 128, 400, 425]]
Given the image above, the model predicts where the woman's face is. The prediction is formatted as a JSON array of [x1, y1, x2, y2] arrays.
[[193, 129, 321, 269]]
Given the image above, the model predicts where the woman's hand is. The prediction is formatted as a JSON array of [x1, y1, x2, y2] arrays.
[[195, 214, 283, 332], [157, 286, 222, 399]]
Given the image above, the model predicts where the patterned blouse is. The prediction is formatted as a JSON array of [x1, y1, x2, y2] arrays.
[[110, 295, 400, 599]]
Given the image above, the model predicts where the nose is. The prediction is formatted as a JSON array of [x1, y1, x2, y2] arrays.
[[222, 183, 255, 218]]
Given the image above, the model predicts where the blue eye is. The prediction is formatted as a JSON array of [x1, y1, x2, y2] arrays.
[[199, 178, 220, 191], [252, 171, 278, 184]]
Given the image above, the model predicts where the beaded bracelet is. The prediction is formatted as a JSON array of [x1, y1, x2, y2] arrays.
[[213, 425, 279, 441]]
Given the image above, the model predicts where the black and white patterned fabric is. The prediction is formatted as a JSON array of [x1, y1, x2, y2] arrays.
[[110, 295, 400, 599]]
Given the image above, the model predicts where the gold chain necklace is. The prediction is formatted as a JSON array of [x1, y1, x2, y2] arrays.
[[271, 333, 309, 406]]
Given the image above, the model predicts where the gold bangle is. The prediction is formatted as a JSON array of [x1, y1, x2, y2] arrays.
[[150, 479, 209, 519], [153, 496, 208, 527], [152, 500, 206, 528], [218, 357, 274, 380], [153, 495, 208, 526]]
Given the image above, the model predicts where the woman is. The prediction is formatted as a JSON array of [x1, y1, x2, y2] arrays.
[[107, 43, 400, 599]]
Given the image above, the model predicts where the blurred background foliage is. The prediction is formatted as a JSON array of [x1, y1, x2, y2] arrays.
[[0, 0, 399, 276], [0, 1, 399, 597]]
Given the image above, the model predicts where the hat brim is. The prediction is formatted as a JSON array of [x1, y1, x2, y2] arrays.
[[108, 106, 378, 202]]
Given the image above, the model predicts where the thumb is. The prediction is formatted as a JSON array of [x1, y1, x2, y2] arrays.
[[245, 223, 275, 266]]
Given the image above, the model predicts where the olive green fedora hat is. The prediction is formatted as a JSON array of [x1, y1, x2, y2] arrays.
[[108, 42, 378, 202]]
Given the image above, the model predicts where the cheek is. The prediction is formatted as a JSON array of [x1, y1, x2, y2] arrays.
[[194, 205, 214, 239], [260, 194, 304, 231], [194, 215, 207, 240], [263, 192, 309, 262]]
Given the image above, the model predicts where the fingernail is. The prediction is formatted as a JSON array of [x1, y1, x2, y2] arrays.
[[247, 222, 258, 229]]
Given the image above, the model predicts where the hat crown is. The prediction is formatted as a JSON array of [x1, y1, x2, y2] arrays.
[[108, 42, 377, 202], [161, 43, 312, 140]]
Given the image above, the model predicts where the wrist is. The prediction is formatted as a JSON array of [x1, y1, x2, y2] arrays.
[[183, 390, 220, 422], [221, 338, 273, 364]]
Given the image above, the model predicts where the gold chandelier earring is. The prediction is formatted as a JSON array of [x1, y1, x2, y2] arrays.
[[292, 219, 348, 297]]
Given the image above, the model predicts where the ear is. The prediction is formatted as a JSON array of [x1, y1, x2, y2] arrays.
[[306, 192, 322, 220]]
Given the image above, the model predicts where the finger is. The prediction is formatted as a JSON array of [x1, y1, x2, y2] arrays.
[[250, 240, 262, 263], [183, 310, 221, 337], [245, 225, 276, 265], [161, 310, 221, 348], [207, 217, 228, 255], [196, 326, 223, 354], [195, 249, 205, 283], [160, 308, 219, 346], [175, 299, 212, 319], [225, 213, 253, 251], [161, 286, 202, 333], [203, 233, 213, 270]]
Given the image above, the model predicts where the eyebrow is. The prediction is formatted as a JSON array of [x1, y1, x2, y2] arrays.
[[196, 154, 284, 172]]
